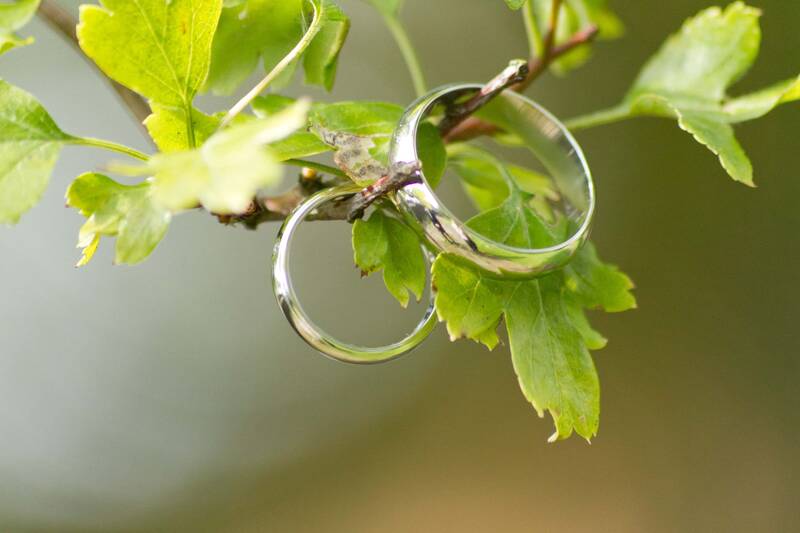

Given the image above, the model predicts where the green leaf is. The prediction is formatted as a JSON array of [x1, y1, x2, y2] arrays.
[[504, 275, 602, 442], [624, 2, 761, 185], [206, 0, 349, 95], [304, 1, 350, 91], [144, 105, 220, 153], [432, 157, 635, 441], [0, 33, 32, 56], [206, 0, 303, 94], [66, 173, 171, 266], [310, 101, 446, 186], [432, 254, 512, 351], [314, 126, 389, 184], [78, 0, 222, 106], [353, 210, 425, 307], [0, 0, 40, 55], [309, 101, 405, 182], [563, 242, 636, 313], [723, 75, 800, 122], [254, 97, 396, 169], [252, 94, 300, 117], [268, 132, 331, 162], [449, 145, 559, 220], [674, 107, 752, 185], [576, 3, 799, 186], [629, 3, 759, 103], [504, 0, 527, 10], [252, 95, 331, 161], [416, 123, 447, 189], [257, 96, 447, 184], [0, 79, 73, 224], [119, 99, 310, 214], [310, 101, 402, 136], [78, 0, 222, 148], [528, 0, 623, 73]]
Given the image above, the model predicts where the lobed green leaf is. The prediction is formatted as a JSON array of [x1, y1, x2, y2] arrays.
[[353, 210, 426, 307], [78, 0, 222, 107], [206, 0, 349, 95], [206, 0, 304, 95], [304, 1, 351, 91], [723, 75, 800, 122], [66, 173, 171, 266], [144, 105, 220, 153], [433, 157, 635, 441], [118, 100, 311, 214], [575, 2, 799, 186], [629, 2, 760, 102], [0, 0, 40, 55], [450, 145, 559, 220], [0, 79, 73, 224]]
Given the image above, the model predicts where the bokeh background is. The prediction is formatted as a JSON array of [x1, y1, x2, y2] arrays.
[[1, 0, 799, 531]]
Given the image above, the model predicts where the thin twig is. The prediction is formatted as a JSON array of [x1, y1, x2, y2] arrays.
[[544, 0, 563, 58], [38, 0, 151, 131], [227, 162, 422, 227], [343, 161, 422, 222], [438, 59, 529, 138], [382, 13, 427, 98], [517, 23, 597, 92], [443, 24, 599, 144]]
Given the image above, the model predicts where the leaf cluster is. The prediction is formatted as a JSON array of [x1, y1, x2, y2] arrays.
[[0, 0, 795, 440]]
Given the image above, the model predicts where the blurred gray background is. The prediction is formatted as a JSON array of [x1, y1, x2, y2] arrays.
[[0, 0, 798, 531]]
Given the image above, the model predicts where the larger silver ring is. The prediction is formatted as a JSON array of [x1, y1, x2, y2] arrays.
[[272, 184, 437, 364], [389, 84, 595, 279]]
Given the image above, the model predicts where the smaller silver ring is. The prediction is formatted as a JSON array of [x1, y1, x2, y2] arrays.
[[272, 184, 437, 364]]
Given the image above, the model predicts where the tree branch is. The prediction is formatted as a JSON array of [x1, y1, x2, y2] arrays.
[[38, 0, 152, 132], [226, 163, 422, 228], [438, 59, 529, 138]]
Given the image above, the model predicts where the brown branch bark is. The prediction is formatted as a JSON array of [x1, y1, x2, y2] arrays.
[[38, 0, 152, 131], [227, 163, 422, 228], [438, 59, 529, 138]]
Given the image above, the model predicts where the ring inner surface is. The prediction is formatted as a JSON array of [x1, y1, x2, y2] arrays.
[[274, 187, 436, 364], [391, 84, 594, 278], [432, 90, 593, 246]]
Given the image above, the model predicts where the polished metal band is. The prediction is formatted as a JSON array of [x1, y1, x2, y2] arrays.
[[389, 84, 595, 279], [272, 185, 437, 364]]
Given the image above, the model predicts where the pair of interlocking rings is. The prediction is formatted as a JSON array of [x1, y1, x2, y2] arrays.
[[273, 83, 595, 364]]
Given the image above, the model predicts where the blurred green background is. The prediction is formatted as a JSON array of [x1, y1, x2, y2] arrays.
[[1, 0, 798, 531]]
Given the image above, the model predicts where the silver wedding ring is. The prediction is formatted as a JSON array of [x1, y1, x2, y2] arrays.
[[272, 184, 438, 364], [389, 83, 595, 279], [274, 84, 594, 361]]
